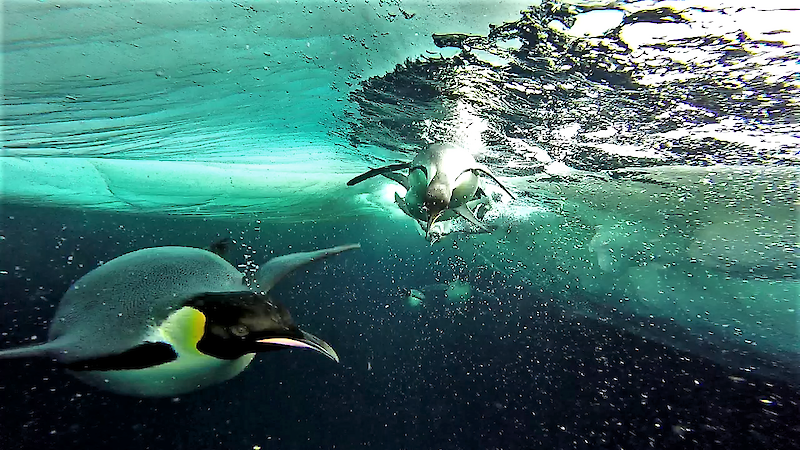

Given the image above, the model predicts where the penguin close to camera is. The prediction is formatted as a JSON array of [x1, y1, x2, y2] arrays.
[[0, 244, 359, 397], [347, 143, 514, 237]]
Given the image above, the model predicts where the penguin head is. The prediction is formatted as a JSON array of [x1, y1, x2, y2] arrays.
[[185, 292, 339, 362], [424, 180, 451, 235]]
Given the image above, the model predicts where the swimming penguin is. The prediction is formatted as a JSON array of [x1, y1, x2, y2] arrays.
[[347, 143, 514, 236], [205, 236, 233, 259], [401, 280, 500, 315], [403, 288, 426, 308], [0, 243, 359, 397]]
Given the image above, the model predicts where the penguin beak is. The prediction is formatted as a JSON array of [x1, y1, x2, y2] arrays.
[[257, 330, 340, 363], [425, 209, 444, 237]]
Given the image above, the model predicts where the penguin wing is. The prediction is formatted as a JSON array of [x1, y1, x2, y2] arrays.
[[395, 193, 428, 233], [470, 164, 516, 199], [0, 329, 180, 372], [453, 204, 493, 233], [420, 284, 450, 294], [380, 172, 410, 190], [346, 163, 410, 186], [253, 244, 360, 293], [394, 192, 413, 216], [0, 340, 67, 359]]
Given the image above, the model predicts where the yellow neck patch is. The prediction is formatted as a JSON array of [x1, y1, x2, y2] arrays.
[[159, 307, 208, 356]]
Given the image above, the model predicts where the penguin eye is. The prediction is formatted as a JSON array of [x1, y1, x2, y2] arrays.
[[229, 324, 250, 338]]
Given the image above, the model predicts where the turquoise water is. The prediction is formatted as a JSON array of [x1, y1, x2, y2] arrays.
[[1, 1, 798, 449]]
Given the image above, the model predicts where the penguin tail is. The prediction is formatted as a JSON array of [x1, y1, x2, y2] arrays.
[[0, 341, 61, 359]]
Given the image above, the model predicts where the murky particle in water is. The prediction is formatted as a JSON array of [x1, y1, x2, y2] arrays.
[[672, 425, 691, 437]]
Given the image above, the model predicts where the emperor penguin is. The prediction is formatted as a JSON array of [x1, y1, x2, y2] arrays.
[[347, 143, 514, 237], [0, 243, 359, 397]]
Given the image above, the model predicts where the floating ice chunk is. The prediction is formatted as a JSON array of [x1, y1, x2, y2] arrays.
[[497, 38, 522, 51], [549, 9, 625, 38], [471, 49, 510, 67]]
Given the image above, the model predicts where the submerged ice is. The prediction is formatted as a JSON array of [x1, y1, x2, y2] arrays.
[[1, 0, 798, 382]]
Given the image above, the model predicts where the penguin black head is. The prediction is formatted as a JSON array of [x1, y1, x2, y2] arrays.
[[185, 292, 339, 362], [424, 181, 450, 234]]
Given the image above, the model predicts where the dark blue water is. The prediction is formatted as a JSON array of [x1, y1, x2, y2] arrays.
[[0, 204, 796, 450]]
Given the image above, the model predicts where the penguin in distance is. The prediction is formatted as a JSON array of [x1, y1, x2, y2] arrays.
[[0, 243, 359, 397], [347, 143, 514, 237]]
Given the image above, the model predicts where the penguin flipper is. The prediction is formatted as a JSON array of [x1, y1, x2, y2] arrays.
[[253, 244, 361, 293], [466, 196, 492, 220], [347, 163, 410, 186], [420, 284, 450, 294], [453, 204, 493, 233], [64, 342, 177, 371], [381, 172, 410, 190], [394, 193, 412, 216], [471, 164, 516, 199], [395, 194, 427, 234], [0, 339, 66, 359]]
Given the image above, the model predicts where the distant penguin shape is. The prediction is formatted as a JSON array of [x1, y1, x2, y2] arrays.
[[0, 243, 359, 397], [347, 143, 515, 236], [205, 236, 233, 260]]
